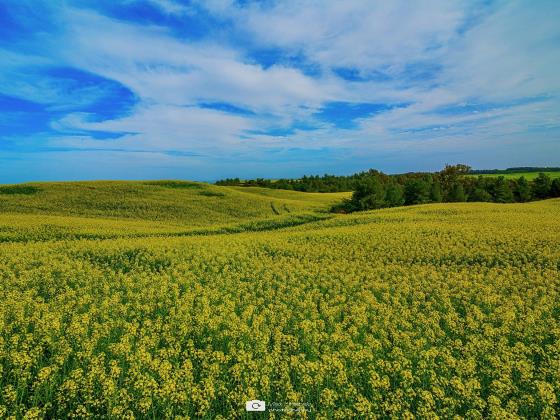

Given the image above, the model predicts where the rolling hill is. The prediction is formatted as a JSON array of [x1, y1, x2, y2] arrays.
[[0, 181, 349, 242], [0, 181, 559, 418]]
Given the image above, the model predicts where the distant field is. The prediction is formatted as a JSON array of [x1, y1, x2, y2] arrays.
[[467, 171, 560, 180], [0, 180, 348, 226], [1, 181, 559, 418]]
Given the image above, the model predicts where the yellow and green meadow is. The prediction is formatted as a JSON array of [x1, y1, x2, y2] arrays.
[[466, 171, 560, 180], [1, 182, 559, 418]]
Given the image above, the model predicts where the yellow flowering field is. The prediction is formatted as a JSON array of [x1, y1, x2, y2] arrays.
[[0, 183, 559, 418]]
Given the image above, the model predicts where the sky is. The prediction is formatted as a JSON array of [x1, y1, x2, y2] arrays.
[[0, 0, 559, 183]]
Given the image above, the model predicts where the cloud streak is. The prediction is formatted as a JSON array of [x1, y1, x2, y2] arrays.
[[0, 0, 559, 182]]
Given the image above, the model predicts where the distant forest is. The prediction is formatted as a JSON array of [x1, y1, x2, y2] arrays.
[[216, 165, 560, 212]]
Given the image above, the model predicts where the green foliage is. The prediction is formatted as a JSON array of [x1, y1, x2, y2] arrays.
[[447, 183, 466, 202], [469, 188, 492, 202], [218, 165, 560, 214], [0, 184, 40, 195], [385, 183, 405, 207], [404, 179, 431, 205], [493, 177, 514, 203], [469, 167, 560, 179], [215, 177, 241, 186], [350, 177, 386, 210], [218, 170, 389, 192], [430, 181, 443, 202], [333, 166, 559, 214], [551, 178, 560, 197], [514, 176, 532, 202], [438, 164, 471, 195], [532, 173, 552, 198], [144, 180, 202, 189]]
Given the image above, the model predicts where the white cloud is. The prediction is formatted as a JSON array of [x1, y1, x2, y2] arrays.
[[3, 0, 559, 176], [55, 9, 335, 112], [441, 1, 560, 101], [51, 104, 254, 152], [200, 0, 467, 71]]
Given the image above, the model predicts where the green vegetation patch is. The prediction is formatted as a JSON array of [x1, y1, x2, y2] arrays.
[[74, 248, 172, 274], [466, 171, 560, 180], [0, 184, 40, 195], [198, 190, 226, 197], [143, 180, 202, 189]]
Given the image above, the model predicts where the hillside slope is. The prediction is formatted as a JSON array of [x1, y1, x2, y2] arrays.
[[0, 180, 349, 223], [0, 180, 349, 242]]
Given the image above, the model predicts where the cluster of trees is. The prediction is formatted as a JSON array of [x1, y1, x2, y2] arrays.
[[335, 165, 560, 213], [215, 170, 389, 192], [216, 165, 560, 213]]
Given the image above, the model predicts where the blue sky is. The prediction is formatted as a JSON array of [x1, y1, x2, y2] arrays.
[[0, 0, 559, 182]]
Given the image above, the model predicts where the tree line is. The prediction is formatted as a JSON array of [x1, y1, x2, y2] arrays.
[[216, 165, 560, 213], [216, 169, 395, 193], [335, 165, 560, 213]]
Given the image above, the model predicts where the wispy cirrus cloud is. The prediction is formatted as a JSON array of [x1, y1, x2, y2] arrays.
[[0, 0, 558, 182]]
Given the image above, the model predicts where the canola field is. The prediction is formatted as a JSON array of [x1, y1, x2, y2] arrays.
[[0, 182, 559, 419]]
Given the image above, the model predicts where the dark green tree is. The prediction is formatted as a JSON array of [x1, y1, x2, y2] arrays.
[[385, 183, 405, 207], [437, 164, 471, 199], [350, 177, 386, 210], [550, 178, 560, 197], [531, 173, 552, 198], [404, 179, 430, 205], [430, 182, 443, 202], [447, 183, 467, 202], [494, 177, 514, 203], [469, 188, 492, 202], [514, 177, 532, 202]]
